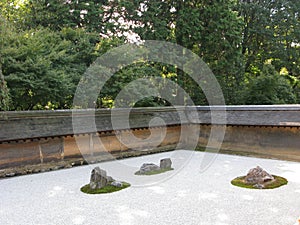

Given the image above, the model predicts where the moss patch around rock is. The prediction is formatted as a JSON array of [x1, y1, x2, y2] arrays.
[[81, 182, 131, 194], [231, 175, 288, 189]]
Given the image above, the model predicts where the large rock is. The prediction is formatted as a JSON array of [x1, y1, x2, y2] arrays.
[[160, 158, 172, 169], [139, 163, 160, 174], [244, 166, 274, 184], [89, 167, 112, 190]]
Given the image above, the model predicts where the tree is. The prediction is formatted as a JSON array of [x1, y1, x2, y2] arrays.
[[194, 0, 245, 104], [1, 0, 299, 109], [123, 0, 245, 105], [242, 64, 297, 104], [1, 0, 127, 35], [0, 0, 30, 29], [238, 0, 300, 78], [0, 17, 12, 111], [0, 65, 11, 111], [0, 23, 101, 110]]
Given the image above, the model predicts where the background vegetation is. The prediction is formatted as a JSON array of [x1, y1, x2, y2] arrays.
[[0, 0, 299, 110]]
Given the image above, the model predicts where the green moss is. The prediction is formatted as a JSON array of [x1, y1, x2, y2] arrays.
[[231, 175, 288, 189], [135, 167, 174, 175], [80, 182, 130, 194]]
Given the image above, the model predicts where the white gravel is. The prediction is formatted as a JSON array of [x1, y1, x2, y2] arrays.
[[1, 150, 300, 225]]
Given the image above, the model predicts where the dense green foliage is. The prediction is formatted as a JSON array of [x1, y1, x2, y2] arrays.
[[242, 64, 297, 104], [1, 24, 100, 109], [0, 64, 10, 110], [0, 0, 299, 110]]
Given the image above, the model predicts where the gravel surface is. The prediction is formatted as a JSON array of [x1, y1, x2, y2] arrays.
[[1, 150, 300, 225]]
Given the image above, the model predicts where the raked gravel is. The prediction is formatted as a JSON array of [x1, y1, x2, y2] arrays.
[[0, 150, 300, 225]]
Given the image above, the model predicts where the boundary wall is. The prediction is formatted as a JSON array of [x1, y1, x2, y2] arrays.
[[0, 106, 299, 175]]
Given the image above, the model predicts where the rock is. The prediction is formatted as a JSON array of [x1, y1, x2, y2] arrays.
[[107, 176, 115, 183], [89, 167, 109, 190], [20, 170, 28, 175], [14, 171, 22, 176], [253, 183, 264, 189], [139, 163, 160, 174], [64, 164, 72, 169], [32, 169, 41, 173], [5, 172, 15, 177], [73, 160, 84, 166], [160, 158, 172, 169], [245, 166, 274, 184], [51, 166, 60, 171], [111, 181, 123, 188]]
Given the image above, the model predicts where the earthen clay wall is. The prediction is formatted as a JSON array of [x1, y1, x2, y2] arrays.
[[1, 106, 299, 173]]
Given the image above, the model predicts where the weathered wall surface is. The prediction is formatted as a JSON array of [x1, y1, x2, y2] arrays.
[[0, 106, 300, 173], [0, 107, 187, 142], [0, 126, 182, 170], [195, 125, 300, 161]]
